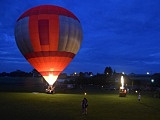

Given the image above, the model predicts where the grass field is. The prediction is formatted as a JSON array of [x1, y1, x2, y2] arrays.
[[0, 92, 160, 120]]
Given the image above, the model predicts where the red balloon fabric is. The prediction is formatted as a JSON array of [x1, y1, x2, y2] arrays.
[[14, 5, 83, 85]]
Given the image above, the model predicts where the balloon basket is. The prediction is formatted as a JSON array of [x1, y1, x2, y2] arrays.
[[46, 85, 55, 94]]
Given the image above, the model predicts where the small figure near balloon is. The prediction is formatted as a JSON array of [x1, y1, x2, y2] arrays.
[[138, 93, 141, 101]]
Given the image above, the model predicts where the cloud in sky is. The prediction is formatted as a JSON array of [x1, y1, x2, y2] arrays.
[[1, 0, 160, 74]]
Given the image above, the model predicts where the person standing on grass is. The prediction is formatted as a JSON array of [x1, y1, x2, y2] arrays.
[[81, 97, 88, 115], [138, 93, 141, 101]]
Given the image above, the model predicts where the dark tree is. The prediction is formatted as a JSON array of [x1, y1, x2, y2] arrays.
[[104, 67, 113, 77]]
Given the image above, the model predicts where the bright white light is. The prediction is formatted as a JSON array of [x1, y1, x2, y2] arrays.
[[147, 72, 150, 75], [84, 92, 87, 95], [151, 79, 154, 83], [43, 74, 58, 85], [121, 76, 124, 89]]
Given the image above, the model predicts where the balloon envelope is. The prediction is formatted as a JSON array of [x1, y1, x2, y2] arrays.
[[14, 5, 83, 85]]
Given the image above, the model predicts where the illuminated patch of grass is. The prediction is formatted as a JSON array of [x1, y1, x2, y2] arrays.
[[0, 92, 160, 120]]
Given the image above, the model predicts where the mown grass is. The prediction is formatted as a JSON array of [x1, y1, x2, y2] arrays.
[[0, 92, 160, 120]]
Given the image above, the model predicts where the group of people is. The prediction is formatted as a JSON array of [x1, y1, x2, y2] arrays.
[[80, 93, 141, 116]]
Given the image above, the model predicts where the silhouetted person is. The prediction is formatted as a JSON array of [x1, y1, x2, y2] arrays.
[[81, 97, 88, 115], [138, 93, 141, 101]]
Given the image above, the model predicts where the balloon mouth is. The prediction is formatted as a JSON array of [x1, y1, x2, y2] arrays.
[[43, 74, 58, 85]]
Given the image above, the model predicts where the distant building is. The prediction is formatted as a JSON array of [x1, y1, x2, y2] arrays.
[[70, 72, 79, 77], [128, 73, 151, 81], [126, 73, 153, 91], [70, 72, 93, 77], [83, 72, 93, 77]]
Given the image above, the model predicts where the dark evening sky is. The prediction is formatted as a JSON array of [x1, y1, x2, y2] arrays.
[[1, 0, 160, 75]]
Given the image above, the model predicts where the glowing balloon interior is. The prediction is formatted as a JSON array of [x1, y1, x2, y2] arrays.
[[14, 5, 83, 86], [44, 74, 58, 86]]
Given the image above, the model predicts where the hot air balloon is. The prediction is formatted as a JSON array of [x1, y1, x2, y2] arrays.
[[14, 5, 83, 93]]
